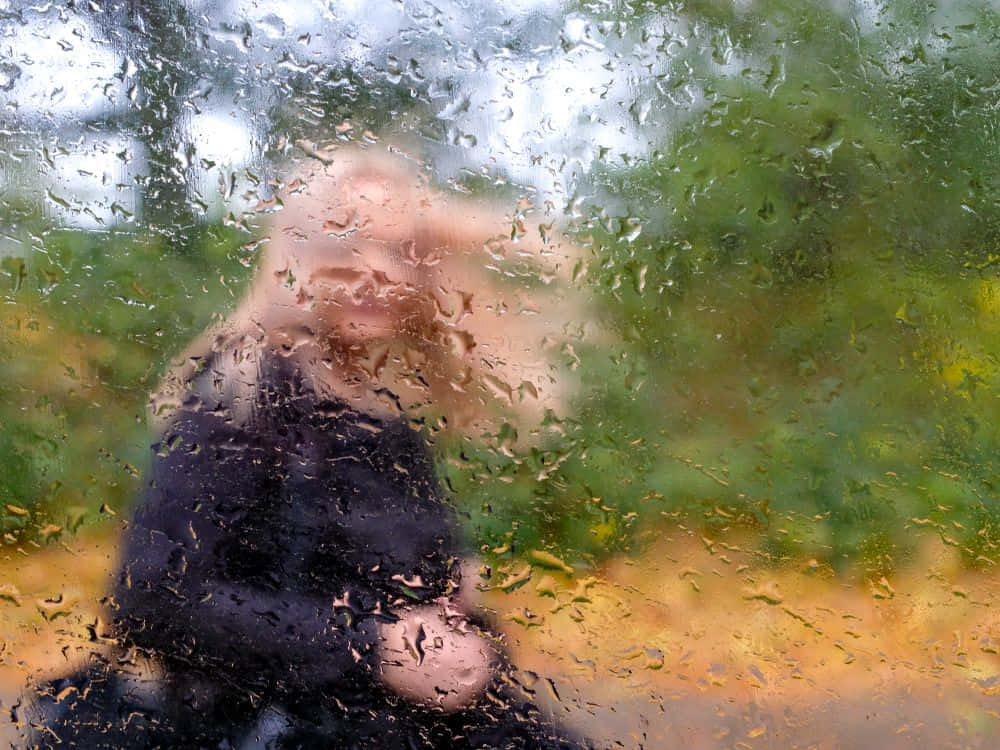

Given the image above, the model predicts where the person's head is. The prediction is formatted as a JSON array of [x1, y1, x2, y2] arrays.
[[155, 145, 587, 436]]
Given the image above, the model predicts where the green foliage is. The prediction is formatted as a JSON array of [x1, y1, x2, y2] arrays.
[[0, 207, 251, 542], [448, 0, 1000, 575]]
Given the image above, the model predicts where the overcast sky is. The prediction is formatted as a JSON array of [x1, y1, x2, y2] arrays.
[[0, 0, 973, 229]]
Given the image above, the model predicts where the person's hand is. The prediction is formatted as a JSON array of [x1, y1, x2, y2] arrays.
[[377, 600, 498, 712]]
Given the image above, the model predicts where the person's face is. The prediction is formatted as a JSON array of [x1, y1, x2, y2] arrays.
[[267, 163, 440, 346], [271, 235, 432, 349]]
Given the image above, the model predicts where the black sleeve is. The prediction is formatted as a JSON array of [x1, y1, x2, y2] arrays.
[[113, 407, 379, 696]]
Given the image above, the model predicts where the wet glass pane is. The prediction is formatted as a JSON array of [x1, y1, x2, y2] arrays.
[[1, 0, 999, 746]]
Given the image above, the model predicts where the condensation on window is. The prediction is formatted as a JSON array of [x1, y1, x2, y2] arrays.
[[1, 0, 999, 747]]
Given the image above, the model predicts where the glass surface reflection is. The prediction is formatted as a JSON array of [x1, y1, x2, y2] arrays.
[[2, 0, 999, 747]]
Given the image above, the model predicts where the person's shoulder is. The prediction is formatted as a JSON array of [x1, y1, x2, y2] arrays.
[[149, 332, 264, 434]]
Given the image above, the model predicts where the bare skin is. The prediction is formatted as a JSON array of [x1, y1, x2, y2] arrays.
[[378, 599, 498, 712]]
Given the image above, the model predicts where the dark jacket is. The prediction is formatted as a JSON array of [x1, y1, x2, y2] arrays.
[[116, 349, 459, 703]]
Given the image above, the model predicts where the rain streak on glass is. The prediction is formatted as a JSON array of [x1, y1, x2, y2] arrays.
[[0, 0, 999, 747]]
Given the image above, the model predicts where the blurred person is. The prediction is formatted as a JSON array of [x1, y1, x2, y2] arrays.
[[25, 146, 588, 749]]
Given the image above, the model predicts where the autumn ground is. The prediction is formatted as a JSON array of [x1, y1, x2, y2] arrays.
[[1, 524, 999, 749]]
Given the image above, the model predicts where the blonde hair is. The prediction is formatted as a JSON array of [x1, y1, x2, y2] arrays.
[[151, 145, 586, 439]]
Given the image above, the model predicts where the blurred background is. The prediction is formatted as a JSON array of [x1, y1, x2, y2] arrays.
[[1, 0, 1000, 746]]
